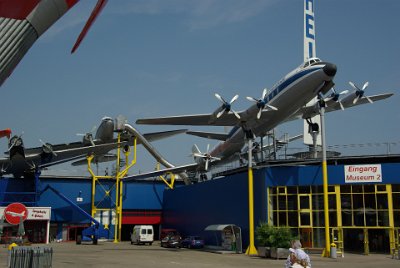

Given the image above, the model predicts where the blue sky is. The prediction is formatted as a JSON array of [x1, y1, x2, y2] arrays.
[[1, 0, 399, 176]]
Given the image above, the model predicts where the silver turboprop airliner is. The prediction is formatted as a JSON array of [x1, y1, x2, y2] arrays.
[[124, 0, 394, 181]]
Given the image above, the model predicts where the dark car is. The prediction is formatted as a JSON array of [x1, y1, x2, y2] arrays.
[[181, 236, 204, 249], [160, 234, 182, 248]]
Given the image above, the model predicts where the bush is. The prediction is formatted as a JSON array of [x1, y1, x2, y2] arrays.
[[256, 223, 294, 248], [255, 222, 274, 247]]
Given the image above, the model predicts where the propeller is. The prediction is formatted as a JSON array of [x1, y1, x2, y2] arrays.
[[214, 93, 240, 119], [349, 81, 373, 104], [71, 0, 109, 53], [39, 139, 57, 156], [246, 88, 278, 119], [324, 88, 349, 110], [8, 133, 23, 152], [192, 144, 221, 171], [77, 125, 97, 146]]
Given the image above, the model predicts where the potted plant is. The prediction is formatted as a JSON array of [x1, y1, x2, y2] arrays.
[[255, 222, 274, 258], [269, 226, 294, 259]]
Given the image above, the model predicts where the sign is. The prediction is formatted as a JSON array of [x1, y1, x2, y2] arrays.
[[344, 164, 382, 183], [0, 207, 51, 221], [29, 208, 51, 220], [4, 203, 28, 225]]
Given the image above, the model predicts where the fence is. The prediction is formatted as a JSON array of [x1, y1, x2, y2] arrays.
[[8, 246, 53, 268]]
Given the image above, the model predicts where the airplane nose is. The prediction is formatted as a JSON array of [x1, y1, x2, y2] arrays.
[[323, 63, 337, 77]]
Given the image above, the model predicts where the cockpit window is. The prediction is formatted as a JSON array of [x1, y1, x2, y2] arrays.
[[302, 57, 321, 68]]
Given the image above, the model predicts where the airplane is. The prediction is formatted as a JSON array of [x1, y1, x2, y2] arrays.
[[0, 0, 109, 87], [124, 0, 394, 181], [5, 210, 26, 218], [0, 116, 187, 178]]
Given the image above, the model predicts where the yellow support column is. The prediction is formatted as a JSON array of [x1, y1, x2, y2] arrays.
[[322, 159, 330, 257], [245, 138, 257, 255], [113, 133, 122, 243], [387, 184, 395, 255], [245, 166, 258, 255]]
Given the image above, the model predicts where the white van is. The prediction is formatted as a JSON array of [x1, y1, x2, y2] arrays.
[[130, 225, 154, 245]]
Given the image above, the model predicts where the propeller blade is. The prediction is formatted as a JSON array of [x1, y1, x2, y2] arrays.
[[215, 93, 225, 103], [353, 96, 360, 104], [205, 159, 209, 171], [339, 101, 344, 110], [266, 104, 278, 111], [246, 96, 257, 102], [257, 108, 263, 119], [232, 109, 241, 119], [349, 81, 359, 91], [216, 109, 225, 118], [340, 89, 349, 95], [206, 144, 210, 154], [230, 94, 239, 104], [71, 0, 108, 53], [366, 96, 373, 104], [362, 81, 369, 90]]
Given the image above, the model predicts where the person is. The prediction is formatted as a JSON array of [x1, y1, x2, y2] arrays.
[[285, 240, 311, 268]]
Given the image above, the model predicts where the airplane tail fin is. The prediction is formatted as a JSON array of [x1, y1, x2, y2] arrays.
[[303, 0, 321, 147], [304, 0, 316, 61]]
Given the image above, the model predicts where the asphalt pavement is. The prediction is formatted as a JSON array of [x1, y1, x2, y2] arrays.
[[0, 241, 398, 268]]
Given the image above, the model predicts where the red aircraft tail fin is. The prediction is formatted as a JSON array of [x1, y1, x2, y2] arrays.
[[71, 0, 108, 53], [0, 129, 12, 139]]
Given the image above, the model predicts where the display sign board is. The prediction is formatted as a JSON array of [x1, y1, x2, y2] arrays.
[[0, 207, 51, 223], [4, 203, 28, 225], [344, 164, 382, 183]]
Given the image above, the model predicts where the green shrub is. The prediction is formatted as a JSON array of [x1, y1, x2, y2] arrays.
[[256, 223, 294, 248]]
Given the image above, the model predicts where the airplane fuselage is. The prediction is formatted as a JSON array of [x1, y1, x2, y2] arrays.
[[210, 59, 336, 161]]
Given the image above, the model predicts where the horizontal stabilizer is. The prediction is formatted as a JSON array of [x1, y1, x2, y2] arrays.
[[142, 129, 188, 142], [186, 131, 229, 141]]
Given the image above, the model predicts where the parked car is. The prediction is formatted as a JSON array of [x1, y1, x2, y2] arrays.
[[160, 228, 179, 240], [181, 236, 204, 249], [160, 233, 182, 248]]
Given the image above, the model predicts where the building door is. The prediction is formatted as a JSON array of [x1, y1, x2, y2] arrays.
[[368, 229, 390, 253], [300, 228, 312, 248]]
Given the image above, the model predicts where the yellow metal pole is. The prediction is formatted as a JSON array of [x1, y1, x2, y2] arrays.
[[322, 159, 330, 256], [245, 138, 258, 255], [320, 105, 330, 257], [387, 184, 395, 255], [113, 133, 121, 243], [87, 155, 97, 220]]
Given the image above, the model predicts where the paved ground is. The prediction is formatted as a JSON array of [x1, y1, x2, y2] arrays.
[[1, 241, 399, 268]]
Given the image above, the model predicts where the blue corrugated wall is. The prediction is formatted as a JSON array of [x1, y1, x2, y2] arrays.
[[162, 169, 267, 248]]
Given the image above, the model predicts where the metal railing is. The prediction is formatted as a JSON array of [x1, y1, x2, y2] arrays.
[[8, 246, 53, 268]]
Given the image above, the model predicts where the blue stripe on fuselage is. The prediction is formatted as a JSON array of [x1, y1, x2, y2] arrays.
[[266, 66, 321, 102]]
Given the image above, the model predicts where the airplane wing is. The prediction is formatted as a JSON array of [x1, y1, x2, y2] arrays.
[[136, 113, 241, 127], [186, 131, 230, 141], [17, 129, 187, 156], [286, 93, 394, 121], [123, 163, 199, 182], [26, 142, 122, 169]]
